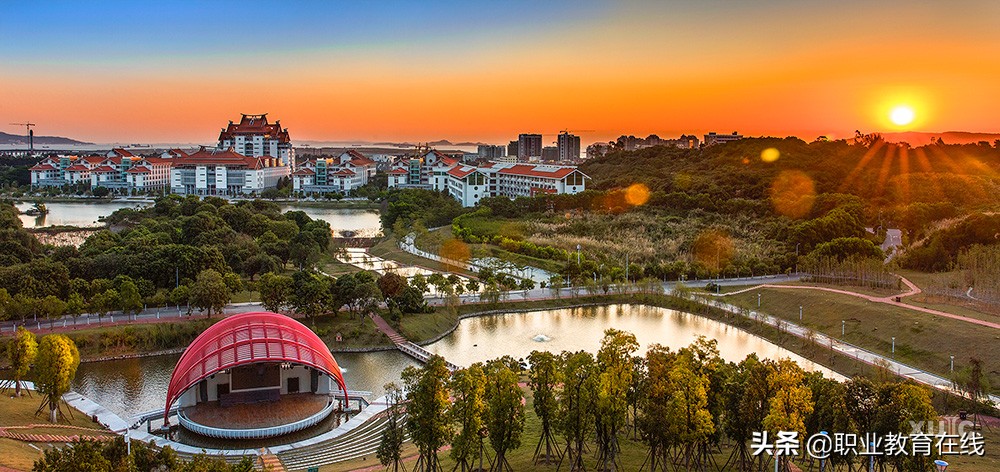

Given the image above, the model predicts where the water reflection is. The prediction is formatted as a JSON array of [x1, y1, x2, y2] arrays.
[[427, 304, 842, 379]]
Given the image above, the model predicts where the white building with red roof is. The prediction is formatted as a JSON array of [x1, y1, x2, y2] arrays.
[[170, 147, 289, 195], [218, 113, 294, 166], [292, 150, 375, 194], [385, 151, 589, 206]]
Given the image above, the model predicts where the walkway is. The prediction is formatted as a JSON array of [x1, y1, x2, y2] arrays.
[[369, 313, 460, 371], [720, 276, 1000, 330], [698, 295, 1000, 406]]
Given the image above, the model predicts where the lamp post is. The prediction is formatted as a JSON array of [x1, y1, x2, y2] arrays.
[[891, 337, 895, 358], [950, 355, 955, 373], [841, 320, 845, 337], [757, 293, 761, 308], [576, 244, 581, 265], [799, 306, 802, 321]]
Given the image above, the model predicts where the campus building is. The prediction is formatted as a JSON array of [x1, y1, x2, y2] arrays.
[[292, 151, 377, 194], [388, 150, 589, 207], [703, 131, 743, 146], [169, 147, 290, 196], [218, 113, 295, 165]]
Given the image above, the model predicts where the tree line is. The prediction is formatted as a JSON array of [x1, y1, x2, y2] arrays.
[[383, 330, 944, 472]]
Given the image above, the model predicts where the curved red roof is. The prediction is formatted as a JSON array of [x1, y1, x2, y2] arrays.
[[163, 312, 347, 421]]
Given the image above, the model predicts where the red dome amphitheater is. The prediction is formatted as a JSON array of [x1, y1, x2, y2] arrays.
[[163, 312, 348, 439]]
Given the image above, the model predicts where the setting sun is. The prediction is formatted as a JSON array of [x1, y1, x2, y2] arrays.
[[890, 105, 916, 126]]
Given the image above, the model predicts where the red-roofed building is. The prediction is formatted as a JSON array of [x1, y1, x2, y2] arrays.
[[218, 113, 294, 165], [170, 147, 289, 195], [293, 151, 374, 194]]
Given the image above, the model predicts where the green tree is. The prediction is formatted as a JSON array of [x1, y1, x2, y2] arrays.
[[377, 383, 407, 472], [666, 350, 715, 470], [290, 270, 332, 321], [638, 344, 676, 472], [90, 289, 118, 322], [527, 350, 562, 464], [449, 364, 487, 472], [258, 272, 293, 313], [594, 329, 639, 470], [34, 334, 81, 423], [0, 287, 12, 321], [484, 357, 525, 472], [118, 280, 142, 317], [66, 292, 86, 325], [558, 350, 597, 472], [188, 269, 231, 317], [3, 326, 38, 397], [403, 355, 453, 472]]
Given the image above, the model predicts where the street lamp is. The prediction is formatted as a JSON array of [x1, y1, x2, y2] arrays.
[[576, 244, 581, 265], [891, 337, 895, 358], [799, 306, 802, 321], [757, 293, 761, 307], [842, 320, 845, 337], [950, 355, 955, 373]]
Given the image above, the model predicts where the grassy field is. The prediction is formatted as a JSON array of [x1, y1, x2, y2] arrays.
[[726, 287, 1000, 392], [0, 391, 114, 471]]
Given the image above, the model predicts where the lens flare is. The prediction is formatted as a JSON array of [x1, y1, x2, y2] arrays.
[[769, 170, 816, 218], [624, 183, 650, 206], [761, 147, 780, 162]]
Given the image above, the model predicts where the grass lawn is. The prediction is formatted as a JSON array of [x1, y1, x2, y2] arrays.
[[726, 287, 1000, 392], [0, 390, 113, 471], [229, 290, 260, 303], [311, 313, 395, 350], [369, 236, 477, 278]]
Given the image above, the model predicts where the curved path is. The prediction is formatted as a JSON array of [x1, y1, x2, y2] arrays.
[[719, 277, 1000, 330]]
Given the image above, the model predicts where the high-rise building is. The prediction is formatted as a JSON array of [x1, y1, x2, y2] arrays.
[[507, 140, 519, 158], [541, 146, 559, 162], [517, 133, 542, 161], [218, 113, 294, 165], [477, 144, 506, 160], [557, 132, 581, 161]]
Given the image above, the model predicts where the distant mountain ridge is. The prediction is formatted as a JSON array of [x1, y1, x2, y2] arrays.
[[0, 131, 92, 146], [879, 131, 1000, 146]]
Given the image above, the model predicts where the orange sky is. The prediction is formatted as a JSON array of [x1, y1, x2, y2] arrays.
[[2, 1, 999, 145]]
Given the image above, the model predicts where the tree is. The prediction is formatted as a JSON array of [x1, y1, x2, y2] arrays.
[[90, 289, 118, 322], [289, 231, 321, 269], [449, 364, 488, 472], [0, 287, 11, 321], [377, 383, 407, 472], [527, 350, 561, 465], [763, 359, 813, 472], [484, 357, 525, 472], [639, 345, 676, 472], [290, 270, 332, 321], [34, 334, 81, 423], [558, 351, 597, 472], [188, 269, 231, 317], [118, 280, 142, 317], [2, 326, 37, 397], [403, 355, 453, 472], [594, 329, 639, 471], [666, 350, 715, 470], [66, 292, 86, 325], [258, 272, 293, 312], [723, 354, 774, 472], [410, 273, 429, 294]]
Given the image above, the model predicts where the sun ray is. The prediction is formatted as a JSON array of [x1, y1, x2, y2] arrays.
[[837, 139, 886, 194]]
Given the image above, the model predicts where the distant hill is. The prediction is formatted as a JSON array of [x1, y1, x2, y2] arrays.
[[880, 131, 1000, 146], [0, 131, 92, 146]]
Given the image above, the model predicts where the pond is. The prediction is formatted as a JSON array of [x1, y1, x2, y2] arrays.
[[15, 201, 382, 238]]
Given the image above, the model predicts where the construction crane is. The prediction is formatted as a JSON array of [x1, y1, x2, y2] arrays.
[[9, 122, 36, 153], [554, 129, 594, 135]]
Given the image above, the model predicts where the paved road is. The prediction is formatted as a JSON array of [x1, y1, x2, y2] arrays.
[[723, 277, 1000, 330]]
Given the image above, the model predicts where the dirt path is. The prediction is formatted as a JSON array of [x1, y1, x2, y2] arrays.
[[720, 276, 1000, 330]]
